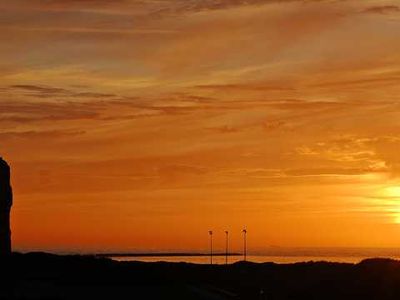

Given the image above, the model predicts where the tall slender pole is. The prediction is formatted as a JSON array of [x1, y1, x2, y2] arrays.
[[225, 231, 229, 265], [209, 230, 213, 265], [242, 229, 247, 261]]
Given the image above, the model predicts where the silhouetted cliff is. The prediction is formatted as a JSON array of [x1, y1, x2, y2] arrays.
[[0, 157, 12, 255]]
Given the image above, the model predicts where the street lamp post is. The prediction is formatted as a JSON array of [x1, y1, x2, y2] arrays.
[[209, 230, 213, 265], [242, 229, 247, 261]]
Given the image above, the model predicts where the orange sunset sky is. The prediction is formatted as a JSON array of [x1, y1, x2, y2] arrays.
[[1, 0, 400, 253]]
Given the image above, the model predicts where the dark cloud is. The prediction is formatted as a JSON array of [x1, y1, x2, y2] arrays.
[[0, 101, 100, 123], [195, 83, 295, 92], [72, 92, 116, 98], [0, 129, 85, 140], [47, 0, 127, 2], [2, 0, 334, 16], [10, 84, 68, 94], [3, 0, 129, 8], [2, 85, 199, 124], [309, 75, 400, 88], [150, 0, 333, 16], [363, 5, 400, 14], [1, 85, 219, 124], [7, 84, 117, 99]]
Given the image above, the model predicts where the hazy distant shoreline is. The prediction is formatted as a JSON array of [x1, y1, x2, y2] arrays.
[[90, 247, 400, 256], [96, 248, 400, 264], [95, 247, 400, 258]]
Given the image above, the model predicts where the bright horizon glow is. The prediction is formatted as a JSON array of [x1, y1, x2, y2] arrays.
[[382, 186, 400, 224], [1, 0, 400, 253]]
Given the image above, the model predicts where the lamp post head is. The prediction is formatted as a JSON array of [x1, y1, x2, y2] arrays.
[[242, 229, 247, 234], [209, 230, 213, 235], [225, 231, 228, 235]]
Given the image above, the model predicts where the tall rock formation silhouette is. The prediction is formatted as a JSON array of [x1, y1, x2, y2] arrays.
[[0, 157, 12, 254]]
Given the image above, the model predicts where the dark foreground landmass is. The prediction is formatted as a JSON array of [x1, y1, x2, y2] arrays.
[[2, 253, 400, 300]]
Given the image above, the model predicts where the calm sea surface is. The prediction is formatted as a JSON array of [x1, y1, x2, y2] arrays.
[[110, 254, 400, 264]]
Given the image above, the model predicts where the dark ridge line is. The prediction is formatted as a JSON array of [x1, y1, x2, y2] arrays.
[[96, 252, 242, 257]]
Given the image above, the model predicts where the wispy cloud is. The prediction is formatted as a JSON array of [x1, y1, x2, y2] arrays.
[[2, 0, 400, 250], [8, 84, 116, 98], [0, 129, 85, 140], [363, 5, 400, 15]]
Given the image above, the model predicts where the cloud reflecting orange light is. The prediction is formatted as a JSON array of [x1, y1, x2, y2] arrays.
[[1, 0, 400, 252]]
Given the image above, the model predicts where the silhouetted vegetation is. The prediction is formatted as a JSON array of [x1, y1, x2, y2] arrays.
[[2, 253, 400, 299]]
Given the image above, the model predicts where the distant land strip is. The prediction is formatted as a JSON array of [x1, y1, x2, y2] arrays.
[[96, 252, 241, 257]]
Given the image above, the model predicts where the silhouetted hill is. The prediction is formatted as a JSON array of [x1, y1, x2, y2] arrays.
[[97, 252, 240, 257], [2, 253, 400, 299]]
